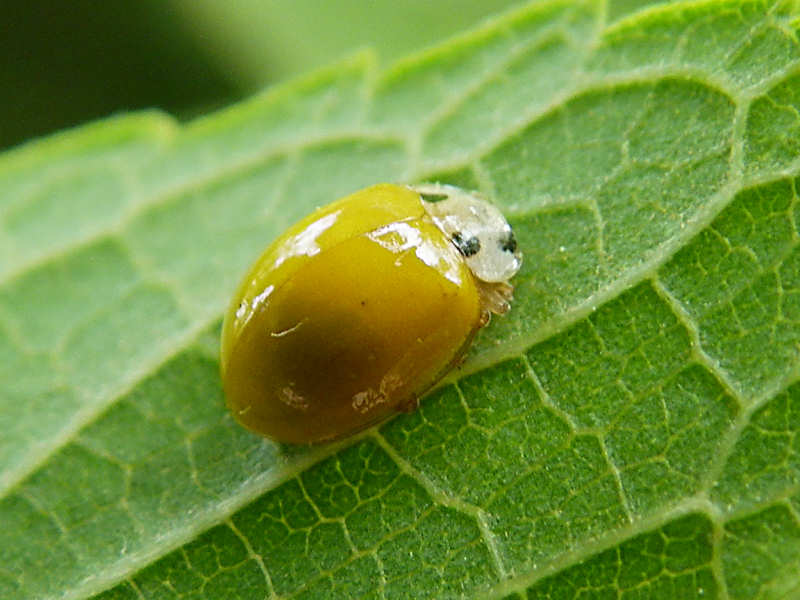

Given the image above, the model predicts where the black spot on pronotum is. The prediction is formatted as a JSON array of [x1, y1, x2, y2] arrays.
[[452, 231, 481, 257], [500, 232, 517, 254]]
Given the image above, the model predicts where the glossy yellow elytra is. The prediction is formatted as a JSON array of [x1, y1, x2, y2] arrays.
[[220, 183, 521, 444]]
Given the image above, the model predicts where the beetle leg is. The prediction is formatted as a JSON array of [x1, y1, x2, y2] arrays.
[[398, 396, 419, 413], [477, 280, 514, 317]]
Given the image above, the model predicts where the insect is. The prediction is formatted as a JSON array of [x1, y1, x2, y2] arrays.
[[220, 183, 522, 443]]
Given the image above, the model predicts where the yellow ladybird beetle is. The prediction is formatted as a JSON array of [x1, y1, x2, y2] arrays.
[[220, 183, 522, 444]]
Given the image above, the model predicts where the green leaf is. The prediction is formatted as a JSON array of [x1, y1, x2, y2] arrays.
[[2, 0, 800, 598]]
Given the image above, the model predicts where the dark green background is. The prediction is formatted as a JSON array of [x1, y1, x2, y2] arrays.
[[2, 0, 520, 150]]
